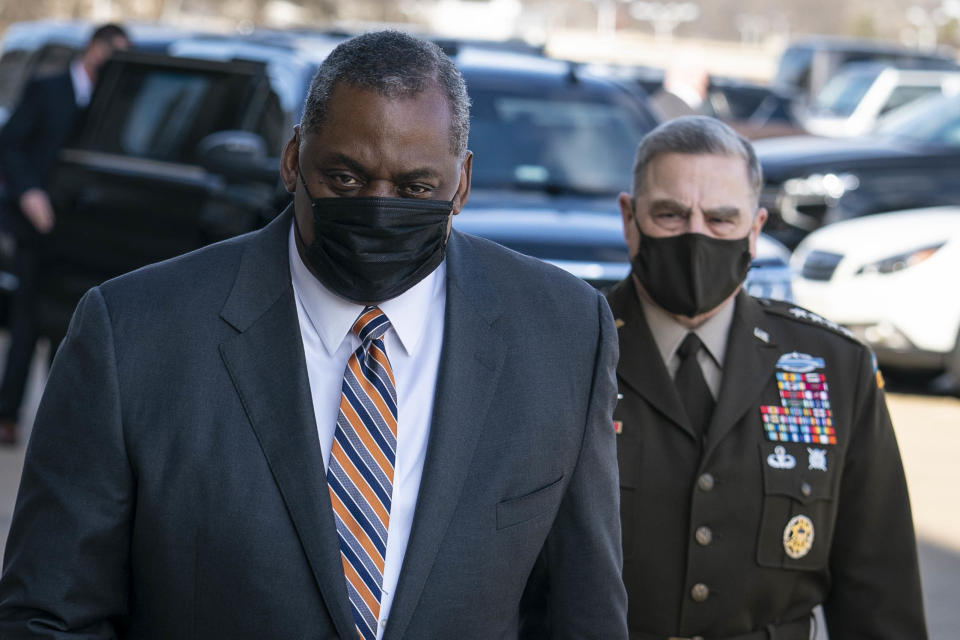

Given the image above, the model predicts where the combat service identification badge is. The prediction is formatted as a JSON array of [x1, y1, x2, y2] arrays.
[[783, 514, 815, 559], [760, 352, 837, 446]]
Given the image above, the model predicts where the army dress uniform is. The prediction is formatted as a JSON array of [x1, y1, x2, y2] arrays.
[[608, 279, 926, 640]]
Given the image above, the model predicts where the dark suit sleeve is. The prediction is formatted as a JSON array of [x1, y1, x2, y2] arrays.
[[523, 291, 627, 639], [0, 287, 132, 638], [822, 348, 927, 638], [0, 79, 46, 201]]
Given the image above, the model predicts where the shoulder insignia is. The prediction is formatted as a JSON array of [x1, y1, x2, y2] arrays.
[[760, 300, 859, 342]]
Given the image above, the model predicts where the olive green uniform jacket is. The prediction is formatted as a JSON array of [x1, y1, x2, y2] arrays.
[[608, 279, 926, 640]]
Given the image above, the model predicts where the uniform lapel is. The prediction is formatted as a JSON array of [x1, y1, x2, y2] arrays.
[[703, 292, 781, 455], [383, 231, 506, 640], [607, 278, 694, 438], [217, 207, 356, 639]]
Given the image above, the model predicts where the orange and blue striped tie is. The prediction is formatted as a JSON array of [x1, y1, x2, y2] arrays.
[[328, 306, 397, 640]]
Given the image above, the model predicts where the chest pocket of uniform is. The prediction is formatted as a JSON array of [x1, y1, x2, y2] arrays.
[[756, 442, 841, 571]]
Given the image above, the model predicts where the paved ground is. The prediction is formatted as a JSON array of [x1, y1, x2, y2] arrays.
[[0, 349, 958, 637]]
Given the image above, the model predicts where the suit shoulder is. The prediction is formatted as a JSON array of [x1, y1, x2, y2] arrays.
[[756, 298, 862, 346], [98, 229, 253, 305]]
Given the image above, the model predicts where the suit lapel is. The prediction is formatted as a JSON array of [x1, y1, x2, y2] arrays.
[[703, 292, 780, 455], [383, 231, 506, 640], [607, 278, 694, 438], [218, 207, 356, 639]]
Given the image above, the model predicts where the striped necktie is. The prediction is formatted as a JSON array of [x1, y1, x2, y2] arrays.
[[327, 306, 397, 640]]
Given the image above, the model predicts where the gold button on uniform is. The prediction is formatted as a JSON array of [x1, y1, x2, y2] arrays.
[[697, 473, 715, 491], [691, 583, 710, 602], [695, 526, 713, 546]]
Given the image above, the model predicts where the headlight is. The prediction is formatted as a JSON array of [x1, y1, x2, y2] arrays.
[[855, 243, 945, 275], [782, 173, 860, 199]]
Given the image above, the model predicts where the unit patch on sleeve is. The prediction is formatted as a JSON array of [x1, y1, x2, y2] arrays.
[[760, 353, 837, 445]]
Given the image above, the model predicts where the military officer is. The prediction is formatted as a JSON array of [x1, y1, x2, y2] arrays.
[[610, 115, 926, 639]]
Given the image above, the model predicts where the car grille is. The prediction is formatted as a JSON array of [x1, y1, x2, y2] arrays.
[[801, 250, 844, 281]]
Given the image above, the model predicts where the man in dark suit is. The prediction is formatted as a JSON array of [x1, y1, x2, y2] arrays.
[[0, 23, 129, 445], [610, 116, 926, 639], [0, 31, 627, 639]]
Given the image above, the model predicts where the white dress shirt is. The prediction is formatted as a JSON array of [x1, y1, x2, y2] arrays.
[[288, 223, 445, 639], [69, 60, 93, 107]]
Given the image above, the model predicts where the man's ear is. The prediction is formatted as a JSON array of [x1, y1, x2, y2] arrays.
[[451, 151, 473, 215], [748, 207, 769, 258], [619, 192, 642, 255], [280, 126, 301, 193]]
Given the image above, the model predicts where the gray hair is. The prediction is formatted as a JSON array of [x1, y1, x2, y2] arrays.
[[631, 116, 762, 205], [301, 30, 471, 157]]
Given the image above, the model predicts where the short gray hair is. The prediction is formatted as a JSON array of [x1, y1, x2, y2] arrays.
[[301, 30, 471, 157], [631, 116, 762, 204]]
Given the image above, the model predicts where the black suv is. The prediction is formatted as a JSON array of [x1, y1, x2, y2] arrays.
[[35, 32, 790, 338], [36, 35, 662, 336]]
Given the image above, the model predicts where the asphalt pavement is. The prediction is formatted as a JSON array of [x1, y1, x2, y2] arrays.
[[0, 343, 958, 637]]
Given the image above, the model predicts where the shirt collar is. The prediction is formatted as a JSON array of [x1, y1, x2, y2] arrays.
[[288, 221, 444, 357], [69, 60, 93, 107], [638, 285, 736, 368]]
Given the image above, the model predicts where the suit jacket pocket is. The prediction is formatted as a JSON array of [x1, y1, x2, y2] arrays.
[[496, 475, 565, 530], [756, 442, 840, 571]]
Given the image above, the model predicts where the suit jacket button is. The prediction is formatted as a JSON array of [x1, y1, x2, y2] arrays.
[[691, 583, 710, 602], [695, 526, 713, 546], [697, 473, 715, 491], [801, 482, 813, 497]]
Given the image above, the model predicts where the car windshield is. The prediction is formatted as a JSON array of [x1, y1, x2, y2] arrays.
[[467, 85, 651, 195], [811, 66, 880, 116], [875, 93, 960, 145]]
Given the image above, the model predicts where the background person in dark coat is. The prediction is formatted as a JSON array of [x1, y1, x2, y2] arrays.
[[610, 115, 926, 639], [0, 23, 129, 445]]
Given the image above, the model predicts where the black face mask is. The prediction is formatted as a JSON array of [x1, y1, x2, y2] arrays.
[[631, 217, 752, 317], [296, 169, 453, 303]]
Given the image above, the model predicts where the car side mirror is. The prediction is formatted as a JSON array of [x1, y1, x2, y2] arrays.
[[195, 130, 277, 183]]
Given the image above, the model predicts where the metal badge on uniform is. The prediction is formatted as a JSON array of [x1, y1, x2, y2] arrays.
[[753, 327, 770, 343], [613, 420, 623, 435], [766, 445, 796, 469], [760, 352, 837, 446], [783, 514, 815, 559], [807, 448, 827, 471]]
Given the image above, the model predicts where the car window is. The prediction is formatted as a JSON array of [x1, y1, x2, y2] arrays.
[[75, 59, 268, 164], [877, 94, 960, 144], [880, 84, 941, 114], [811, 67, 878, 116], [775, 46, 812, 88], [467, 85, 651, 195]]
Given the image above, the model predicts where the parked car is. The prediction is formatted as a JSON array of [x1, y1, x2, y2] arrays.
[[773, 36, 958, 101], [802, 62, 960, 137], [597, 63, 803, 139], [34, 31, 791, 338], [755, 91, 960, 248], [791, 206, 960, 391]]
